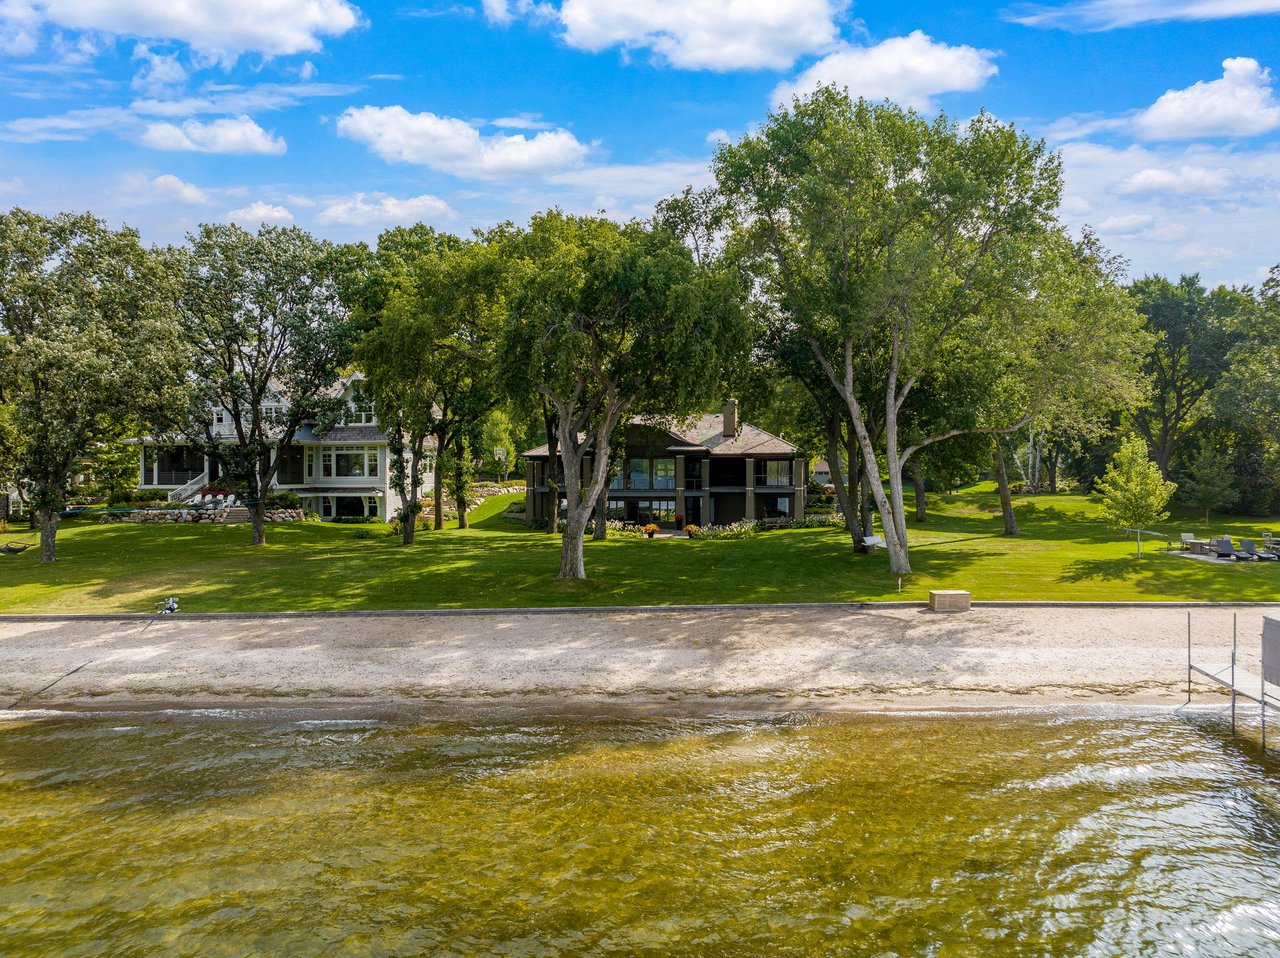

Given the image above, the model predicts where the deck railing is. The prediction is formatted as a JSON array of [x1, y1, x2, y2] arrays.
[[167, 471, 209, 503]]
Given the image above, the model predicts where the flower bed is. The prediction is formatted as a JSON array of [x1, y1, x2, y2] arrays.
[[100, 508, 307, 524]]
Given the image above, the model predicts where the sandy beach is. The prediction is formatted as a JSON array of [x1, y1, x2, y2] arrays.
[[0, 604, 1275, 716]]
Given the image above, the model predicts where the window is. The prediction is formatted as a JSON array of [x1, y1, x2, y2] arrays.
[[306, 450, 315, 480], [350, 384, 375, 425], [652, 458, 676, 489], [277, 445, 304, 485], [214, 409, 225, 425], [755, 460, 793, 487], [627, 458, 650, 489], [761, 495, 791, 518], [637, 499, 677, 523], [320, 496, 334, 519], [320, 446, 378, 479], [685, 459, 703, 489], [606, 499, 626, 520]]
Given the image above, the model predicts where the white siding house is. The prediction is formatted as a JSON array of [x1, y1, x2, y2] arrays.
[[136, 377, 434, 521]]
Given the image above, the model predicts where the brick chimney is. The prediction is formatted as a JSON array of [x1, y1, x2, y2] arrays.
[[723, 398, 738, 438]]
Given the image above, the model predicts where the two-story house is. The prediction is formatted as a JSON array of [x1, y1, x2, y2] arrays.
[[521, 400, 807, 528], [136, 376, 432, 521]]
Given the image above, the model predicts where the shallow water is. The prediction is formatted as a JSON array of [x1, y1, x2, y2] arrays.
[[3, 710, 1280, 957]]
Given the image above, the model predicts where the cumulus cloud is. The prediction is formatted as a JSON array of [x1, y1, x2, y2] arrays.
[[131, 44, 187, 98], [485, 0, 847, 71], [141, 115, 286, 154], [1, 0, 363, 63], [1057, 140, 1280, 280], [1007, 0, 1280, 31], [1135, 58, 1280, 139], [336, 105, 590, 179], [225, 201, 293, 225], [150, 173, 211, 204], [317, 192, 457, 227], [548, 159, 713, 218], [772, 31, 998, 111]]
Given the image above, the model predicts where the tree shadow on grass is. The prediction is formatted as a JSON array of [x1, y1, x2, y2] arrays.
[[1057, 557, 1140, 584]]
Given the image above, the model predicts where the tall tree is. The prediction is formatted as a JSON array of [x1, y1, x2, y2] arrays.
[[715, 90, 1143, 573], [1130, 275, 1241, 477], [0, 209, 187, 562], [498, 210, 748, 579], [175, 223, 358, 546]]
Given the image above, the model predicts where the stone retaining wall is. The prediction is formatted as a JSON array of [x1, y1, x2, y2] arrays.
[[100, 508, 307, 524]]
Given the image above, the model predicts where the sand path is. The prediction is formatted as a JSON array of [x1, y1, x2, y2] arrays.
[[1, 605, 1274, 715]]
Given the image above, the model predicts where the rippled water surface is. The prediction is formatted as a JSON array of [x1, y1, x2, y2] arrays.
[[4, 710, 1280, 956]]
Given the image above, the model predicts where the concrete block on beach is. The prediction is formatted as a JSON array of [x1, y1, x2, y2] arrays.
[[929, 590, 971, 612]]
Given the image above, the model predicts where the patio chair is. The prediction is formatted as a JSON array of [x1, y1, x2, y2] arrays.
[[1180, 532, 1196, 550], [1243, 540, 1280, 561], [1216, 537, 1255, 561]]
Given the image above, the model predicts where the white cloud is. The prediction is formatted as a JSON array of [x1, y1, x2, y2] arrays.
[[2, 0, 363, 63], [151, 173, 210, 204], [705, 128, 730, 145], [316, 191, 457, 227], [772, 31, 998, 111], [548, 159, 712, 218], [1008, 0, 1280, 30], [1114, 164, 1237, 196], [487, 0, 847, 71], [336, 105, 590, 179], [140, 115, 286, 154], [1057, 140, 1280, 281], [225, 201, 293, 225], [131, 44, 187, 98], [1135, 58, 1280, 139], [492, 112, 554, 130]]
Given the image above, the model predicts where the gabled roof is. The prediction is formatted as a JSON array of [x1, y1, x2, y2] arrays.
[[521, 413, 799, 458]]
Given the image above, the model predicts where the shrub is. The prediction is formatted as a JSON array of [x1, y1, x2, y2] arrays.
[[303, 510, 323, 522], [506, 497, 526, 512], [688, 519, 760, 540], [107, 488, 148, 507], [791, 514, 846, 528], [352, 528, 374, 540], [264, 491, 301, 510], [333, 515, 380, 524]]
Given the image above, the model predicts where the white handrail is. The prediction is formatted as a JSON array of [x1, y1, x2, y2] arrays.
[[167, 470, 209, 504]]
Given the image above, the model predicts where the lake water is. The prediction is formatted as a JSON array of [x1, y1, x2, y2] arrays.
[[3, 709, 1280, 956]]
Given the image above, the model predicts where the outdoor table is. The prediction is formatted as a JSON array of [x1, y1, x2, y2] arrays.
[[1189, 540, 1214, 556]]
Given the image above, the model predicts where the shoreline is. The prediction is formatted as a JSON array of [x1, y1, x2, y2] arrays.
[[0, 604, 1270, 718]]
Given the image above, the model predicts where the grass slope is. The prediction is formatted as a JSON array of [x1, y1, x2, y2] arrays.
[[1, 490, 1277, 613]]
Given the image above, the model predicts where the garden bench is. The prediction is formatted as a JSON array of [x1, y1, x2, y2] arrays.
[[862, 534, 885, 552]]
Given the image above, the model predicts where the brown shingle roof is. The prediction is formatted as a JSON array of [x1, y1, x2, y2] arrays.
[[520, 414, 798, 458]]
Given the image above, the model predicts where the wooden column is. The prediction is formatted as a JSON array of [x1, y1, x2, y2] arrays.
[[745, 456, 756, 520]]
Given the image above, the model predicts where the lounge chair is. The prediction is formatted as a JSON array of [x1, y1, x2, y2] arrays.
[[1243, 540, 1280, 561], [1216, 537, 1255, 561], [0, 542, 30, 555]]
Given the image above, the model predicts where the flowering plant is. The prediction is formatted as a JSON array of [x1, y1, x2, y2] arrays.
[[683, 524, 701, 537], [643, 523, 661, 536]]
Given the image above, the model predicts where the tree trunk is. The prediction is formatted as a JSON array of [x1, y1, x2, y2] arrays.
[[433, 430, 447, 531], [592, 477, 608, 541], [251, 500, 266, 545], [1047, 446, 1060, 494], [825, 415, 857, 549], [38, 511, 58, 563], [1, 493, 9, 524], [994, 439, 1019, 537], [911, 460, 927, 523], [403, 447, 422, 546], [543, 410, 559, 536], [559, 508, 589, 578]]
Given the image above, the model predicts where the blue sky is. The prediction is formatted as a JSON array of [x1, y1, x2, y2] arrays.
[[2, 0, 1279, 286]]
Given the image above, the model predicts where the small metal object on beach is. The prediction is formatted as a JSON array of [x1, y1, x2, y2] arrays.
[[929, 590, 970, 613]]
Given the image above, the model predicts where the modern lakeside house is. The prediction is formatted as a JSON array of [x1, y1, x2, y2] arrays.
[[522, 400, 807, 528], [136, 376, 430, 521]]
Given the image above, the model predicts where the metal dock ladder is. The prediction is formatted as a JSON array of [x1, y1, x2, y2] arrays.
[[1186, 612, 1280, 747]]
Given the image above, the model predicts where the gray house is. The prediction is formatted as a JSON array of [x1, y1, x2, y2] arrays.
[[522, 400, 807, 528]]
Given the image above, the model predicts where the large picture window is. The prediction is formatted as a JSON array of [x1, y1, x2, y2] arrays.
[[627, 458, 650, 489], [755, 460, 793, 487], [321, 446, 379, 479], [652, 458, 676, 489], [350, 384, 375, 425]]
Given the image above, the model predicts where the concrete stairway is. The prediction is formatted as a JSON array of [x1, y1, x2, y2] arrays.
[[220, 506, 251, 524]]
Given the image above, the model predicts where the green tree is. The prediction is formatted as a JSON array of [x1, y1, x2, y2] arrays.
[[0, 209, 188, 562], [1095, 436, 1176, 551], [1178, 438, 1239, 524], [174, 223, 358, 546], [498, 210, 748, 579], [715, 90, 1143, 573], [1130, 274, 1242, 477]]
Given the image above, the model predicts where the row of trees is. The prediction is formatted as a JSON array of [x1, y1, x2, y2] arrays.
[[3, 87, 1277, 578]]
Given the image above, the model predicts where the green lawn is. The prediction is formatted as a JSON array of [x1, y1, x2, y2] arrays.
[[1, 489, 1278, 613]]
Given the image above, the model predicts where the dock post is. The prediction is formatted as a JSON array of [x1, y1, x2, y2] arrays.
[[1186, 612, 1193, 706], [1232, 614, 1238, 733], [1263, 669, 1267, 751]]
